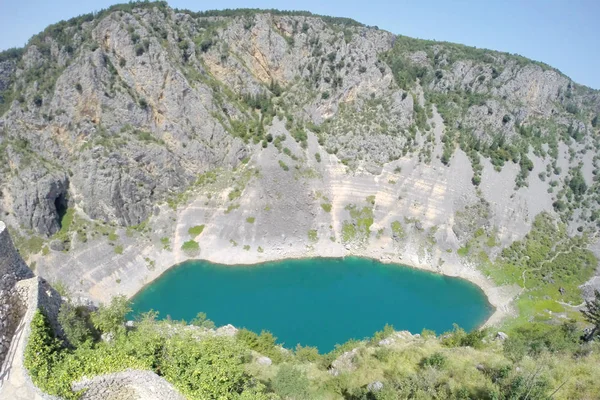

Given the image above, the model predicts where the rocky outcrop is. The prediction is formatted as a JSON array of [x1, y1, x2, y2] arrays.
[[0, 222, 32, 281], [72, 370, 185, 400], [0, 4, 597, 239], [0, 60, 16, 94], [9, 169, 69, 236], [329, 348, 359, 376]]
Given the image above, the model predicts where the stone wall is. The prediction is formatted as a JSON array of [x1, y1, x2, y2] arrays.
[[0, 220, 62, 399], [0, 222, 185, 400], [0, 276, 62, 400], [0, 221, 34, 369]]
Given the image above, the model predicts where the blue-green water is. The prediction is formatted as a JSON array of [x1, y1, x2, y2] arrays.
[[130, 257, 493, 352]]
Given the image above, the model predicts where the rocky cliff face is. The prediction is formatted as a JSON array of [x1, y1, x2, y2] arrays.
[[0, 2, 598, 247]]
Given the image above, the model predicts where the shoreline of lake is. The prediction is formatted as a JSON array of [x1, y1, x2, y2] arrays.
[[129, 257, 496, 351]]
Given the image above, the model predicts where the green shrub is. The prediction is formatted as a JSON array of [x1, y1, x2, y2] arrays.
[[58, 303, 93, 348], [181, 240, 200, 254], [236, 329, 284, 363], [441, 324, 486, 349], [391, 220, 406, 239], [566, 103, 579, 114], [246, 217, 255, 224], [162, 335, 249, 399], [272, 365, 311, 400], [420, 352, 447, 369], [503, 322, 580, 361], [24, 311, 73, 398], [91, 296, 130, 337], [371, 323, 395, 344], [229, 187, 242, 200], [190, 312, 215, 329], [321, 203, 332, 212], [295, 344, 321, 362], [188, 225, 205, 237]]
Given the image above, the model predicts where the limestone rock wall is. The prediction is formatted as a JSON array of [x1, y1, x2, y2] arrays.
[[2, 5, 596, 237]]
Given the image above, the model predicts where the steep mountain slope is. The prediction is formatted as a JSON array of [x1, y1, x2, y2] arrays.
[[0, 2, 598, 325]]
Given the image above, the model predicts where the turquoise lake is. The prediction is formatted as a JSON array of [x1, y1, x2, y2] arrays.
[[130, 257, 494, 352]]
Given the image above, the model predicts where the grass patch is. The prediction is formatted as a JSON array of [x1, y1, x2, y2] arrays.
[[457, 246, 470, 257], [52, 207, 75, 242], [14, 234, 45, 257], [321, 203, 332, 212], [278, 160, 289, 171], [246, 217, 255, 224], [308, 229, 318, 242], [188, 225, 205, 237], [114, 245, 124, 255], [486, 232, 499, 247], [342, 222, 357, 243], [181, 240, 200, 255], [228, 188, 242, 201], [225, 204, 240, 214], [391, 220, 406, 239], [482, 213, 597, 331]]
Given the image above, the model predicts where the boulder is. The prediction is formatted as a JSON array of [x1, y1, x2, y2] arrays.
[[256, 356, 272, 366], [216, 324, 238, 337], [329, 348, 359, 376], [50, 240, 65, 252], [367, 381, 384, 392]]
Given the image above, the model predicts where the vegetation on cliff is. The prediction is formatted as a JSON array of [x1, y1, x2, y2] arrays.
[[25, 293, 600, 399]]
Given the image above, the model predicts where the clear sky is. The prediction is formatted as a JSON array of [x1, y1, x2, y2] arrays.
[[0, 0, 598, 89]]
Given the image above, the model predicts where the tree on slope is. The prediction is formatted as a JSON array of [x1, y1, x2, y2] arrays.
[[582, 290, 600, 340]]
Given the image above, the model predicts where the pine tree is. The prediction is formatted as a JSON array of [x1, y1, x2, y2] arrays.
[[581, 290, 600, 340]]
